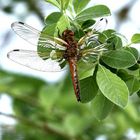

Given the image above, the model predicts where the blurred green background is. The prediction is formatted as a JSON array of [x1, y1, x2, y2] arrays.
[[0, 0, 140, 140]]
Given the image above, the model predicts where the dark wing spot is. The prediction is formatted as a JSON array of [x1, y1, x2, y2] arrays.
[[13, 49, 20, 51], [18, 22, 24, 25], [7, 53, 10, 58], [105, 19, 108, 23]]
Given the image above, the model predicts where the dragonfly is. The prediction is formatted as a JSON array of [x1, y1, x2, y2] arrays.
[[7, 18, 108, 102]]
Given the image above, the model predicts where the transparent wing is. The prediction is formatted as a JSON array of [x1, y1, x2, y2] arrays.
[[11, 22, 67, 50], [78, 18, 108, 48], [92, 18, 108, 32], [7, 49, 67, 72], [81, 43, 107, 63]]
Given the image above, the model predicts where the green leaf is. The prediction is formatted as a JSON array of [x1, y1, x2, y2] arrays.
[[101, 50, 137, 69], [74, 28, 85, 41], [73, 0, 91, 14], [112, 36, 123, 49], [77, 60, 95, 80], [81, 19, 95, 30], [45, 0, 61, 9], [45, 12, 62, 25], [75, 5, 111, 21], [80, 75, 98, 103], [42, 14, 70, 36], [96, 65, 129, 108], [106, 36, 122, 50], [128, 63, 139, 71], [101, 29, 119, 44], [125, 77, 140, 95], [103, 29, 116, 38], [61, 0, 71, 10], [131, 33, 140, 44], [91, 90, 114, 120], [124, 47, 139, 61]]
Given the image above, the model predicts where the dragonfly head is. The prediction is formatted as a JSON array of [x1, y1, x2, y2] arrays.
[[62, 29, 74, 38]]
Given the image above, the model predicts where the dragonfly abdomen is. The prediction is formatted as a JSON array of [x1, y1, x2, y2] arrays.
[[68, 58, 81, 102]]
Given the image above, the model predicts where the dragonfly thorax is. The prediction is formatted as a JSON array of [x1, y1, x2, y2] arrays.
[[62, 29, 76, 46], [62, 30, 81, 60]]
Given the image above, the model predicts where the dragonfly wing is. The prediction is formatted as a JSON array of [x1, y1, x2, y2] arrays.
[[78, 18, 108, 48], [7, 49, 66, 72], [11, 22, 40, 45], [92, 18, 108, 32], [81, 43, 107, 60], [11, 22, 67, 50]]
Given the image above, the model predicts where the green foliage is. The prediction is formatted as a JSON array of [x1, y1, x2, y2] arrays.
[[1, 1, 140, 140], [96, 65, 129, 108], [26, 0, 140, 120], [91, 90, 114, 120], [101, 49, 137, 69], [43, 12, 70, 36], [75, 5, 111, 21], [73, 0, 91, 14], [131, 33, 140, 44]]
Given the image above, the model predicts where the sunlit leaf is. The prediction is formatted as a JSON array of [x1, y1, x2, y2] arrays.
[[78, 60, 95, 80], [45, 12, 62, 25], [101, 49, 137, 69], [131, 33, 140, 44], [73, 0, 91, 14], [45, 0, 61, 9], [61, 0, 71, 10], [75, 5, 111, 21], [43, 14, 70, 36], [96, 65, 129, 108], [124, 47, 139, 61]]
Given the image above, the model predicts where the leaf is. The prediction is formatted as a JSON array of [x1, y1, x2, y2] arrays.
[[106, 36, 122, 50], [45, 12, 62, 25], [124, 47, 139, 61], [125, 77, 140, 95], [81, 19, 95, 30], [128, 63, 139, 71], [112, 36, 123, 49], [131, 33, 140, 44], [61, 0, 71, 10], [101, 50, 137, 69], [103, 29, 116, 38], [96, 65, 129, 108], [77, 60, 95, 80], [91, 90, 114, 120], [80, 68, 98, 103], [42, 14, 70, 36], [73, 0, 91, 14], [45, 0, 60, 9], [75, 5, 111, 21]]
